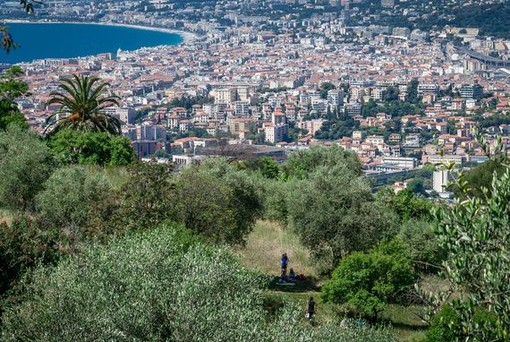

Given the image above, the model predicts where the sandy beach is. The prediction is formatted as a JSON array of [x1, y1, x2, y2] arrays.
[[3, 19, 197, 44]]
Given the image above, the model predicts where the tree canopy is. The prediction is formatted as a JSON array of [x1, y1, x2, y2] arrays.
[[434, 166, 510, 340], [47, 129, 136, 166], [322, 239, 416, 322], [0, 67, 29, 131], [174, 158, 263, 245], [45, 75, 121, 135], [0, 126, 55, 211], [1, 223, 396, 342]]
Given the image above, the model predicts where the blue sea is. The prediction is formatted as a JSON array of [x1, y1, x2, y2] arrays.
[[1, 22, 183, 64]]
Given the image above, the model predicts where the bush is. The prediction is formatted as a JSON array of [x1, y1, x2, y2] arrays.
[[399, 220, 446, 274], [48, 129, 136, 166], [0, 215, 65, 311], [426, 304, 500, 342], [426, 304, 461, 342], [34, 166, 113, 243], [322, 239, 416, 322], [0, 126, 56, 211], [1, 223, 397, 342]]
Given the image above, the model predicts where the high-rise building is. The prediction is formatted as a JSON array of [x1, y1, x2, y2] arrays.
[[327, 89, 344, 107], [459, 83, 484, 99], [433, 170, 449, 193], [214, 88, 237, 105]]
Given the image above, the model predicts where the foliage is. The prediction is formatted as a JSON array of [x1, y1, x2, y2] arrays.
[[45, 75, 121, 135], [315, 116, 359, 140], [452, 157, 507, 199], [406, 177, 427, 196], [425, 304, 461, 342], [286, 163, 398, 268], [48, 129, 136, 166], [361, 98, 423, 118], [174, 158, 263, 245], [262, 179, 289, 224], [319, 82, 336, 99], [434, 166, 510, 340], [322, 239, 416, 322], [0, 214, 64, 311], [109, 134, 137, 165], [283, 145, 362, 180], [406, 78, 421, 104], [236, 156, 280, 179], [399, 220, 445, 274], [0, 126, 56, 211], [377, 188, 432, 222], [108, 162, 176, 232], [34, 166, 113, 247], [168, 95, 213, 110], [0, 67, 29, 131], [426, 304, 500, 342], [0, 223, 396, 342]]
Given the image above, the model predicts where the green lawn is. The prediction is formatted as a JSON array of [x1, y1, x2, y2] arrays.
[[239, 220, 429, 342]]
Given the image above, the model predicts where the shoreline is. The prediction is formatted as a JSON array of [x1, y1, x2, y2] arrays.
[[3, 19, 197, 44]]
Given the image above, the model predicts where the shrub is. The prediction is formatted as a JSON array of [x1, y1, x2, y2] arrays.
[[426, 304, 500, 342], [322, 239, 416, 322], [0, 126, 56, 211], [48, 129, 136, 166], [1, 223, 396, 342]]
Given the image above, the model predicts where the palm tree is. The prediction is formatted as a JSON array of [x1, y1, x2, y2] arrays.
[[45, 74, 121, 135]]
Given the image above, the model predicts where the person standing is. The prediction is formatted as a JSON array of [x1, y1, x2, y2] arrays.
[[281, 253, 289, 277], [306, 297, 316, 324]]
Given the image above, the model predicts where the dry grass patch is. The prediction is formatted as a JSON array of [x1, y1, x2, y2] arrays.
[[237, 220, 316, 277], [0, 209, 14, 225]]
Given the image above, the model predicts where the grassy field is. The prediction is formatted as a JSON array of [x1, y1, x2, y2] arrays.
[[238, 220, 429, 342], [236, 220, 316, 277]]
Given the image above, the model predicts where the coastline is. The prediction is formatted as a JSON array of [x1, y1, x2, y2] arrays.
[[3, 19, 197, 44]]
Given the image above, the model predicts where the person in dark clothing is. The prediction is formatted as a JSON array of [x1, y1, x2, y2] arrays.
[[306, 297, 316, 323], [289, 268, 296, 281], [281, 253, 289, 276]]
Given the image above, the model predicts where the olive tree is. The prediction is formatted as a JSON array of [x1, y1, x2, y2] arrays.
[[434, 166, 510, 340], [286, 164, 398, 268], [282, 145, 362, 180], [174, 158, 263, 245], [1, 223, 396, 342], [35, 166, 113, 250], [0, 125, 55, 211]]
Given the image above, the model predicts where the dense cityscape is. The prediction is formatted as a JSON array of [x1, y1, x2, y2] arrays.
[[1, 1, 510, 341], [2, 0, 510, 195]]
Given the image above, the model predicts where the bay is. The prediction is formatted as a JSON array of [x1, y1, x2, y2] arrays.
[[1, 22, 183, 64]]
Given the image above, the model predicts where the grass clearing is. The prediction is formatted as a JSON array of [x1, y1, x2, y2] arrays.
[[237, 220, 316, 277]]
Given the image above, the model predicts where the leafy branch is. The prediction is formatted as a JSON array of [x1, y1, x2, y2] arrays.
[[1, 1, 42, 53]]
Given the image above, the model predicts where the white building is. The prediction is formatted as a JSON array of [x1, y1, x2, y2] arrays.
[[214, 88, 237, 105], [382, 156, 417, 169], [265, 124, 289, 144], [433, 170, 450, 193]]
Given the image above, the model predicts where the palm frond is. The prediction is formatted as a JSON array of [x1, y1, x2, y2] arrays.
[[44, 75, 121, 135]]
